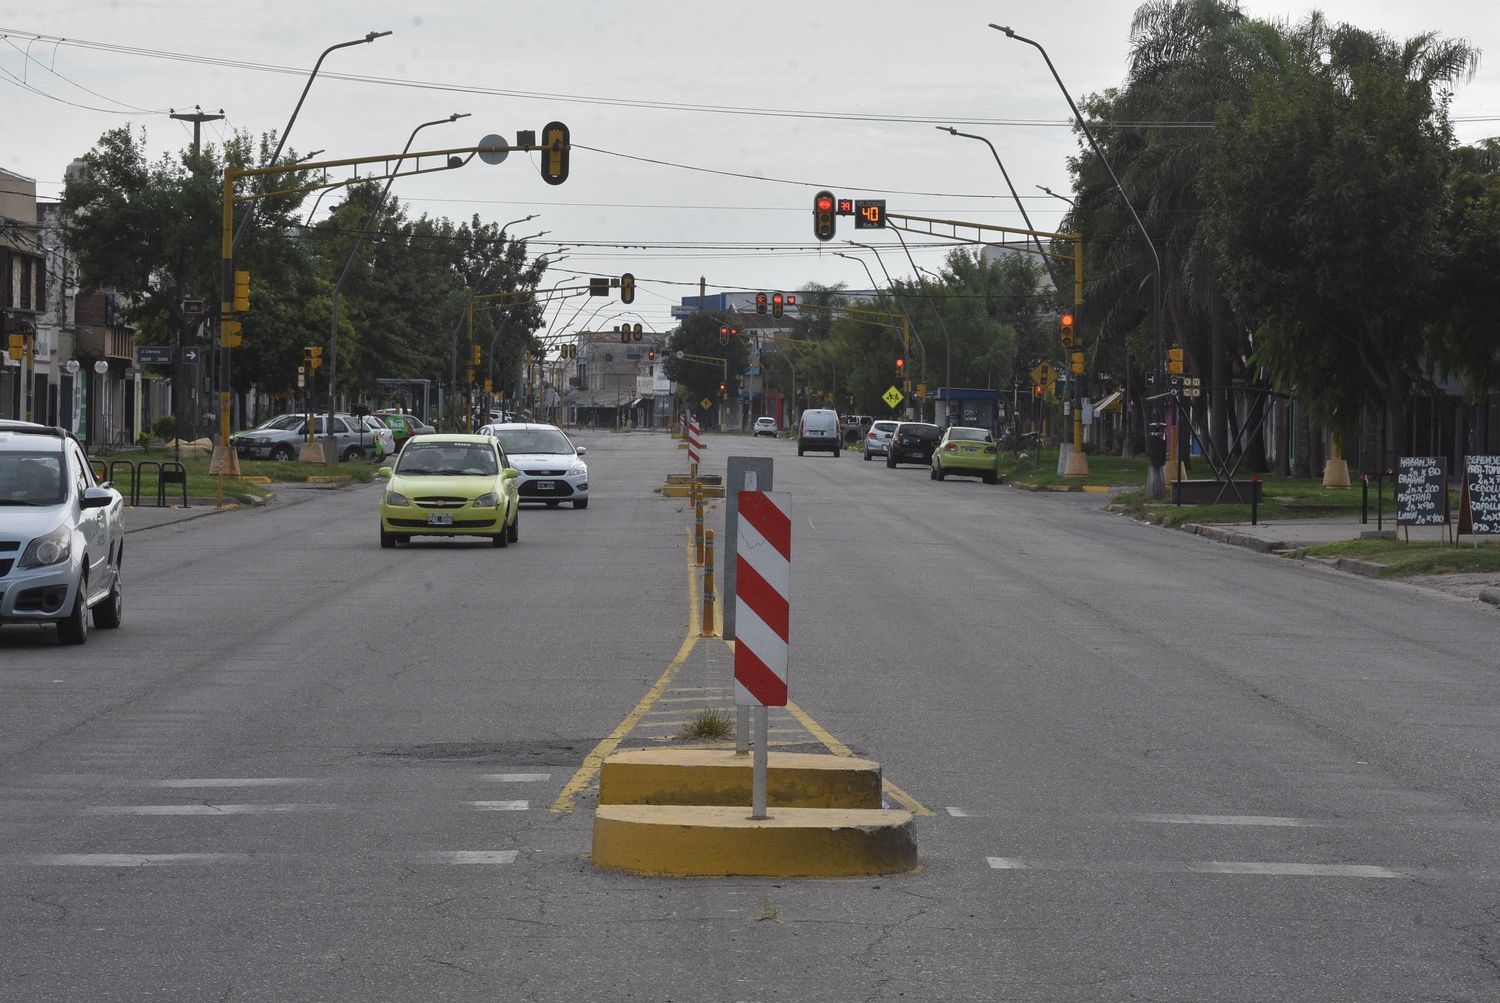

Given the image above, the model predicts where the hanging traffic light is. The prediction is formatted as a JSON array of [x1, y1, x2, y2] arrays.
[[471, 344, 482, 365], [895, 357, 906, 377], [719, 325, 730, 345], [1059, 312, 1075, 349], [647, 348, 656, 361], [1167, 346, 1185, 375], [221, 319, 243, 349], [813, 190, 836, 242], [719, 382, 727, 395], [772, 292, 784, 319], [620, 272, 635, 304], [1069, 351, 1085, 375], [786, 295, 797, 307], [632, 323, 643, 341], [755, 292, 767, 315], [619, 325, 630, 344]]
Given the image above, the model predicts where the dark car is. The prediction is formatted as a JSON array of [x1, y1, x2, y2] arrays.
[[886, 422, 941, 468]]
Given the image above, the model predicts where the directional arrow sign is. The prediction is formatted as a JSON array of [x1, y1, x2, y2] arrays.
[[182, 348, 200, 365]]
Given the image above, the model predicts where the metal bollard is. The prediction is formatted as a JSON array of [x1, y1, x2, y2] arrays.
[[701, 530, 716, 637], [1250, 474, 1260, 526], [695, 498, 705, 566], [1361, 474, 1369, 524]]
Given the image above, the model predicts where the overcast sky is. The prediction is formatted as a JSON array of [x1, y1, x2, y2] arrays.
[[3, 0, 1496, 336]]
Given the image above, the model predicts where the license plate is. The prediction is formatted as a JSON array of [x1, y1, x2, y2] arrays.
[[534, 480, 555, 491], [427, 513, 453, 526]]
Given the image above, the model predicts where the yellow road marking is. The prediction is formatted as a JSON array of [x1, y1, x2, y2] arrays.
[[785, 700, 933, 816], [550, 528, 700, 814]]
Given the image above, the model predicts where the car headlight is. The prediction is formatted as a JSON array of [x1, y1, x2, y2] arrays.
[[19, 524, 72, 569], [384, 489, 410, 507], [569, 463, 587, 476], [473, 492, 500, 508]]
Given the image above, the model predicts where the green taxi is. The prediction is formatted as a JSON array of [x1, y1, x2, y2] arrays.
[[930, 426, 1001, 484]]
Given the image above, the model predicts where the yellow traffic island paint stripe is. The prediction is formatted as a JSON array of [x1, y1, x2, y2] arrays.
[[550, 527, 703, 814], [592, 804, 917, 878], [783, 698, 934, 817], [599, 748, 883, 809]]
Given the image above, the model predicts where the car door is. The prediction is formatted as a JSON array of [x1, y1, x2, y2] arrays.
[[70, 444, 110, 587]]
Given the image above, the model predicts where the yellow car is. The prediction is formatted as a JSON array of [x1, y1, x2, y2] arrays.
[[378, 434, 520, 548], [931, 426, 1001, 484]]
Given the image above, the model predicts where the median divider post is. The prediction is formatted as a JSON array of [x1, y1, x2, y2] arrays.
[[701, 529, 716, 637]]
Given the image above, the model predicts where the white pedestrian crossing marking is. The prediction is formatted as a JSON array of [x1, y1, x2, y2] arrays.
[[467, 800, 529, 811], [6, 853, 249, 866], [84, 804, 338, 816], [146, 778, 319, 788], [1131, 813, 1329, 827], [986, 857, 1414, 878], [478, 774, 550, 783], [418, 851, 519, 864]]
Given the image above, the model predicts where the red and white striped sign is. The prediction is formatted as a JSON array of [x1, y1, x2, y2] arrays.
[[734, 490, 791, 707], [687, 416, 703, 465]]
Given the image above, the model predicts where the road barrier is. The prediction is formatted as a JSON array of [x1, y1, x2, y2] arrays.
[[701, 529, 716, 637]]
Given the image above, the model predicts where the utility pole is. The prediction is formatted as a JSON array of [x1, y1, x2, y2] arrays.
[[170, 106, 225, 159]]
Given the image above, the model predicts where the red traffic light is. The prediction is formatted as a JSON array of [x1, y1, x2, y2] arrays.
[[1060, 313, 1074, 327], [816, 194, 834, 213], [755, 292, 768, 314], [786, 295, 797, 306], [772, 292, 785, 319], [895, 358, 905, 371], [813, 189, 836, 242]]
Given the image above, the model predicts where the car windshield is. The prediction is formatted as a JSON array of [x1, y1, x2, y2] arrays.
[[493, 427, 573, 455], [258, 415, 303, 431], [872, 422, 898, 433], [396, 442, 498, 477], [0, 451, 67, 506], [901, 424, 940, 440], [948, 427, 990, 442]]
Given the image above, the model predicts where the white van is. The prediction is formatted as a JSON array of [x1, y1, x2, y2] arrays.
[[797, 408, 842, 456]]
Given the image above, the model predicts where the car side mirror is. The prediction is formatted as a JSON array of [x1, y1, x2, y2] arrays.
[[575, 446, 587, 456], [80, 486, 114, 509], [377, 466, 393, 478], [502, 468, 520, 480]]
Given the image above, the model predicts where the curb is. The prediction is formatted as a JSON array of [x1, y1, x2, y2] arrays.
[[592, 804, 918, 877], [1181, 523, 1287, 555], [599, 749, 883, 809]]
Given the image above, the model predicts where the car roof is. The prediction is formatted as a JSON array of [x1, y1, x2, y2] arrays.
[[0, 423, 72, 450], [895, 421, 939, 430], [481, 422, 566, 432], [402, 433, 493, 445]]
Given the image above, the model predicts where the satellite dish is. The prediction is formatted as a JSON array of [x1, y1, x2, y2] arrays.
[[477, 134, 509, 165]]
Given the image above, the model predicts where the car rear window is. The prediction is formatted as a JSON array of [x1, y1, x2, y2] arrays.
[[871, 422, 898, 433], [948, 427, 990, 442], [900, 424, 940, 441]]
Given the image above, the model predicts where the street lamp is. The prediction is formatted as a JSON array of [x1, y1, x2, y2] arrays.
[[93, 359, 109, 447], [844, 242, 928, 400], [991, 22, 1166, 496], [1036, 185, 1076, 207], [325, 112, 469, 461], [887, 226, 952, 421]]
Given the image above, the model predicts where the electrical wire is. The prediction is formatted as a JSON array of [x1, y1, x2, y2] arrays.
[[1, 35, 166, 114]]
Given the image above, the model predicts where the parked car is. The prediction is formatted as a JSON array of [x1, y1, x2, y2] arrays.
[[886, 422, 941, 468], [477, 422, 589, 509], [931, 426, 1001, 484], [863, 419, 900, 460], [378, 434, 519, 548], [0, 424, 124, 644], [797, 408, 842, 456], [360, 416, 397, 461], [377, 412, 436, 450], [230, 413, 376, 461], [753, 417, 779, 437]]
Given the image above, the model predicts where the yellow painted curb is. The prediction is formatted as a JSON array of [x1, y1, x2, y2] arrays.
[[592, 804, 917, 877], [1081, 484, 1112, 493], [599, 748, 882, 809], [662, 484, 725, 498]]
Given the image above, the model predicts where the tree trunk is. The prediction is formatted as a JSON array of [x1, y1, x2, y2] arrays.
[[1292, 401, 1312, 478], [1244, 392, 1268, 473]]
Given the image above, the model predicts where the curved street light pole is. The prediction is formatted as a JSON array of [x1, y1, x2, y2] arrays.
[[232, 31, 389, 253], [324, 112, 468, 461], [846, 241, 928, 411], [888, 226, 952, 422], [446, 214, 541, 413], [991, 22, 1165, 496]]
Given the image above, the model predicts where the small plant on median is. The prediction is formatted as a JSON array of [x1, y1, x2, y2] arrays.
[[675, 708, 734, 741]]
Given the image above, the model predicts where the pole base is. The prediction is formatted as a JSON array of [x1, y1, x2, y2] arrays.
[[1063, 449, 1089, 477], [1322, 458, 1351, 489]]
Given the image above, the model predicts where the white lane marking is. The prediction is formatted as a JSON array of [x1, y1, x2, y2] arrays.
[[986, 857, 1414, 878], [946, 807, 970, 817], [418, 851, 519, 865], [1132, 813, 1329, 827], [7, 853, 249, 866], [468, 800, 529, 811], [84, 804, 338, 815], [146, 778, 319, 788], [478, 774, 550, 783]]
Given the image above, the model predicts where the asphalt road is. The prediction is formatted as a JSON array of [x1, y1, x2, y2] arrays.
[[2, 430, 1498, 1001]]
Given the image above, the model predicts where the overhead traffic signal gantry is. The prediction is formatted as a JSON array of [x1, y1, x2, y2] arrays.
[[813, 190, 836, 242]]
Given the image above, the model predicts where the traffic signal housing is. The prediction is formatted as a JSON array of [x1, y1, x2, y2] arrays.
[[755, 292, 767, 315], [772, 292, 784, 319], [304, 346, 324, 370], [895, 357, 906, 378], [221, 319, 243, 349], [471, 344, 482, 365], [541, 121, 570, 185], [1166, 346, 1185, 375], [233, 270, 250, 312], [1069, 351, 1085, 375], [813, 190, 836, 242], [620, 272, 635, 305], [1059, 312, 1075, 349]]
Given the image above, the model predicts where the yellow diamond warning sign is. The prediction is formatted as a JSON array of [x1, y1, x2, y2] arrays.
[[882, 385, 904, 409], [699, 397, 715, 410]]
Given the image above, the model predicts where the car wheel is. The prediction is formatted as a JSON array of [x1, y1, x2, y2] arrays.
[[935, 464, 946, 481], [886, 453, 895, 468], [380, 526, 396, 549], [507, 508, 520, 542], [797, 446, 804, 456], [984, 471, 998, 485], [493, 524, 508, 548], [93, 577, 123, 629], [834, 447, 841, 457], [271, 444, 295, 462], [930, 465, 938, 480], [573, 498, 588, 510], [58, 577, 88, 646], [864, 449, 871, 461], [342, 446, 364, 462]]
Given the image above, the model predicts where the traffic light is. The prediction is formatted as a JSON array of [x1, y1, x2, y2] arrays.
[[7, 334, 24, 360], [619, 325, 630, 344], [620, 272, 635, 305], [647, 348, 656, 361], [1166, 346, 1184, 375], [772, 292, 784, 319], [894, 357, 905, 377], [540, 120, 570, 185], [233, 270, 250, 312], [1069, 351, 1085, 375], [304, 346, 324, 369], [719, 382, 727, 395], [484, 378, 494, 393], [755, 292, 767, 315], [221, 319, 243, 349], [471, 343, 482, 365], [719, 325, 729, 345], [813, 190, 836, 242], [786, 295, 797, 308], [632, 323, 643, 341], [1059, 312, 1075, 349], [1033, 384, 1043, 398]]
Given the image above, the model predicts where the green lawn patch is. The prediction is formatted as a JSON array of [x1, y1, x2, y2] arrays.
[[1305, 538, 1500, 577], [101, 451, 378, 504]]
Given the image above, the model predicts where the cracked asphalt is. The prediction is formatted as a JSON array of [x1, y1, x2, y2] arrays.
[[2, 432, 1499, 1001]]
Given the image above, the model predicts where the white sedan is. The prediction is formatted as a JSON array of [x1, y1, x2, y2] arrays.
[[753, 417, 779, 437], [477, 423, 589, 509]]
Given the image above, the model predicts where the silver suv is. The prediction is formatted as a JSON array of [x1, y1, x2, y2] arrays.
[[0, 425, 125, 645], [231, 413, 377, 461], [863, 419, 900, 460]]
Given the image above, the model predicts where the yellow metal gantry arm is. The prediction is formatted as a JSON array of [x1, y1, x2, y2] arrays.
[[884, 212, 1083, 308]]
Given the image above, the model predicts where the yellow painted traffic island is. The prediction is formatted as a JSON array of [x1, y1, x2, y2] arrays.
[[592, 804, 917, 877], [600, 748, 882, 809]]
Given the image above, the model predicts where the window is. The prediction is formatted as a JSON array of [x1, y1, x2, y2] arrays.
[[19, 257, 32, 310]]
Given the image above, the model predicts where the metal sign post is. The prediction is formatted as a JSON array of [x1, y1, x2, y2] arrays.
[[734, 489, 791, 820], [724, 456, 773, 756]]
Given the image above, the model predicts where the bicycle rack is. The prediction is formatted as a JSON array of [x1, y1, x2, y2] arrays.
[[158, 461, 189, 508], [132, 460, 161, 506], [107, 459, 136, 500]]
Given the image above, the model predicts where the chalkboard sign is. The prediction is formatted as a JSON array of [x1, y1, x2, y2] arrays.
[[1458, 455, 1500, 536], [1395, 456, 1448, 527]]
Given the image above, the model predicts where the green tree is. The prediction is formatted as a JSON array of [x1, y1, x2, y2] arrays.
[[1429, 139, 1500, 397], [663, 311, 749, 427], [1203, 16, 1479, 444]]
